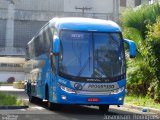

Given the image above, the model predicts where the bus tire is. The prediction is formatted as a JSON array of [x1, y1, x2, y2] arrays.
[[27, 83, 35, 103], [28, 87, 36, 103], [27, 82, 31, 95], [28, 93, 36, 103], [99, 105, 109, 113], [47, 102, 61, 111]]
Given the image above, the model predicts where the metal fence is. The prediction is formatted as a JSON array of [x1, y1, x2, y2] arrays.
[[0, 19, 6, 47], [14, 20, 47, 48]]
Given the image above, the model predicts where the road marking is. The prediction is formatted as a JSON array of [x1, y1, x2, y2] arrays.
[[20, 109, 27, 111], [30, 106, 45, 110]]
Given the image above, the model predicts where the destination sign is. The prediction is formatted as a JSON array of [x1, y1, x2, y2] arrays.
[[71, 34, 84, 39]]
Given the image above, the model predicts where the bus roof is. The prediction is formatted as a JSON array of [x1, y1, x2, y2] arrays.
[[49, 17, 121, 32]]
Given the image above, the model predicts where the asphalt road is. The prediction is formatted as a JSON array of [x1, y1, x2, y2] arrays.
[[0, 90, 160, 120]]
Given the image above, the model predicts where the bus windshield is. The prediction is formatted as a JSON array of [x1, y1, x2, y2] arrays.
[[59, 30, 125, 82]]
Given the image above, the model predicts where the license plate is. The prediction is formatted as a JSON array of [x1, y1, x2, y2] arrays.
[[87, 98, 100, 102]]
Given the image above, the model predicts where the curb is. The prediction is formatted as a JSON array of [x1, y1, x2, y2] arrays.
[[0, 106, 28, 109], [0, 90, 24, 92], [123, 104, 160, 114]]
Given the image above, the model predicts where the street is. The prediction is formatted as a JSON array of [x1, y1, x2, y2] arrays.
[[0, 103, 160, 120], [0, 90, 160, 120]]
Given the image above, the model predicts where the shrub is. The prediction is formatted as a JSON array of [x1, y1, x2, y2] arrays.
[[121, 3, 160, 40], [0, 92, 17, 106], [127, 60, 153, 96], [145, 17, 160, 102], [7, 77, 15, 83], [0, 92, 25, 106], [121, 3, 160, 102]]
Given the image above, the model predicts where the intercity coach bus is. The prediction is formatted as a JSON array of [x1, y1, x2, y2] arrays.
[[24, 17, 136, 112]]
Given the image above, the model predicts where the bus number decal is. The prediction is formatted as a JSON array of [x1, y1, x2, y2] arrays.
[[71, 34, 84, 39]]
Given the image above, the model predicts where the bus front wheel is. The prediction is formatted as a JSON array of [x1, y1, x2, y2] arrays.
[[47, 102, 61, 111], [99, 105, 109, 113]]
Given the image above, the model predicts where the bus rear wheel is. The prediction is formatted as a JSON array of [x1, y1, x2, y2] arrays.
[[28, 94, 36, 103], [27, 84, 36, 103], [99, 105, 109, 113]]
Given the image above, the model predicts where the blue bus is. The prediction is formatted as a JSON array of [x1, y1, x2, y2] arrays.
[[24, 17, 136, 112]]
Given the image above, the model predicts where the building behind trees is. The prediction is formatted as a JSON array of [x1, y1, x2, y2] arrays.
[[0, 0, 151, 82]]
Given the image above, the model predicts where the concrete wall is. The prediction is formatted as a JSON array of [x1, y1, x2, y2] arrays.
[[0, 0, 120, 82], [15, 0, 64, 12], [126, 0, 150, 8], [0, 0, 8, 9], [0, 0, 64, 11], [120, 0, 150, 12], [0, 0, 119, 56], [0, 72, 24, 82], [126, 0, 135, 8], [0, 19, 6, 47], [14, 20, 46, 48]]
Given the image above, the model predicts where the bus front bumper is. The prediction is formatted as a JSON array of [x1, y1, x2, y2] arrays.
[[56, 88, 125, 105]]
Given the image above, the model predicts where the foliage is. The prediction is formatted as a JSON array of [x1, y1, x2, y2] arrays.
[[123, 27, 143, 59], [127, 60, 153, 96], [7, 77, 15, 83], [121, 3, 160, 102], [125, 95, 160, 110], [121, 3, 160, 40], [0, 92, 24, 106], [0, 82, 13, 86], [120, 4, 160, 58], [145, 17, 160, 102]]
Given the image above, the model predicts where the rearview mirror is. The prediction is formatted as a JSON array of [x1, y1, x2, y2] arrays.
[[123, 39, 136, 58], [52, 36, 60, 55]]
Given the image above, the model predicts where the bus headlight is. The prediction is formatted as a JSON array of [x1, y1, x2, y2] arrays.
[[59, 84, 76, 94], [61, 95, 67, 100], [111, 87, 124, 94]]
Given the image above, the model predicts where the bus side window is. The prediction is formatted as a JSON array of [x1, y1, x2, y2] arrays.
[[44, 27, 51, 53], [50, 26, 58, 74], [51, 53, 56, 74]]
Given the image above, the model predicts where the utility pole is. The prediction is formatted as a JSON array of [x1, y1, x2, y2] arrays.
[[5, 0, 15, 55], [75, 6, 92, 16], [113, 0, 119, 22]]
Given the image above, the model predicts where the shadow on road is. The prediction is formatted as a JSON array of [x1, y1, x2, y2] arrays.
[[31, 98, 135, 116], [29, 100, 146, 120]]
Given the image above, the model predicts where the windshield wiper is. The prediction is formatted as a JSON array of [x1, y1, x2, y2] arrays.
[[93, 59, 106, 77], [77, 56, 91, 77]]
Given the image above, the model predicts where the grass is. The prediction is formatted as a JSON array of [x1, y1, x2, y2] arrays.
[[0, 92, 25, 106], [125, 95, 160, 110], [0, 82, 13, 86]]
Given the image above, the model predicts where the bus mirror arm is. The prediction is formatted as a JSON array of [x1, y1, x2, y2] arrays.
[[52, 37, 60, 55], [123, 39, 136, 58]]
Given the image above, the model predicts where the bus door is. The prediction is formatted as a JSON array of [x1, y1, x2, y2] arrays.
[[50, 53, 57, 98], [37, 72, 42, 98]]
